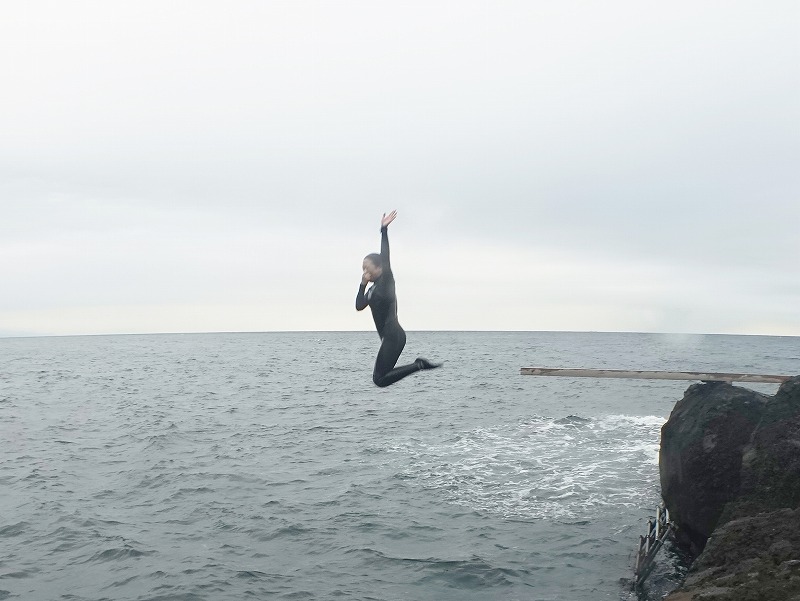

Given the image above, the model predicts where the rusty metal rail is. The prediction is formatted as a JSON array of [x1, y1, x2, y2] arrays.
[[634, 504, 674, 588]]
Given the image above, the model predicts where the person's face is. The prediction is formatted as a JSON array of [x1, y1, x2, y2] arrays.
[[362, 258, 382, 282]]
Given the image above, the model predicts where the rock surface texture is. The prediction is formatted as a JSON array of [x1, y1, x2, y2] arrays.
[[661, 376, 800, 601], [660, 381, 769, 553]]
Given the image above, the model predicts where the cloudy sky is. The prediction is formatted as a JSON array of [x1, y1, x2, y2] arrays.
[[1, 1, 798, 336]]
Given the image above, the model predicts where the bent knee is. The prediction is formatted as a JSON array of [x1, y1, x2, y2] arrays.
[[373, 375, 390, 387]]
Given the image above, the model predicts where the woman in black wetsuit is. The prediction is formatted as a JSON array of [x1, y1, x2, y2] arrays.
[[356, 211, 440, 387]]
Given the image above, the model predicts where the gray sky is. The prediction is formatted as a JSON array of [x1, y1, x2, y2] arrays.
[[1, 1, 798, 336]]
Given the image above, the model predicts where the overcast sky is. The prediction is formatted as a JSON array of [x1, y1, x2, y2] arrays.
[[1, 1, 798, 336]]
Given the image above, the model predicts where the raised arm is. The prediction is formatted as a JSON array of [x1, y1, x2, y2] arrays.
[[380, 210, 397, 271]]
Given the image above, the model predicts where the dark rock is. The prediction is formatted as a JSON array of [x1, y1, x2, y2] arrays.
[[659, 381, 769, 552], [664, 509, 800, 601], [660, 376, 800, 601], [722, 376, 800, 522]]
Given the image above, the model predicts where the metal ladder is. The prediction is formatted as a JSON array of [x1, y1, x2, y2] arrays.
[[634, 504, 674, 588]]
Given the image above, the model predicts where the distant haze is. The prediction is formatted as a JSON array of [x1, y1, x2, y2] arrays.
[[1, 1, 798, 336]]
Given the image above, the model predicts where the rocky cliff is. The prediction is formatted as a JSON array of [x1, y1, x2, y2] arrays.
[[660, 376, 800, 600]]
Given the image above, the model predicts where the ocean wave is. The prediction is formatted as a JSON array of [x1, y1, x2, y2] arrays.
[[0, 522, 29, 538], [82, 544, 154, 564], [344, 548, 522, 588]]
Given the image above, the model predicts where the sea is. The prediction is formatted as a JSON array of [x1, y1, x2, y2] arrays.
[[1, 331, 798, 601]]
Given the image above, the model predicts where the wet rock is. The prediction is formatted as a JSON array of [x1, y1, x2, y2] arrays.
[[664, 509, 800, 601], [661, 376, 800, 601], [659, 381, 769, 552], [769, 539, 794, 563], [722, 376, 800, 522]]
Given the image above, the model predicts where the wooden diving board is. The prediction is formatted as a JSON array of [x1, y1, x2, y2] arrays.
[[519, 367, 792, 384]]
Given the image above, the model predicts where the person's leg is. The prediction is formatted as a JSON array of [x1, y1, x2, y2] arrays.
[[372, 329, 420, 387]]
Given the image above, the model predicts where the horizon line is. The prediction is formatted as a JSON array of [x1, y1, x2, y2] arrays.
[[1, 329, 798, 341]]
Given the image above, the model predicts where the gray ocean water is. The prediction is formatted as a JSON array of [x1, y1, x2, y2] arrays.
[[1, 331, 798, 601]]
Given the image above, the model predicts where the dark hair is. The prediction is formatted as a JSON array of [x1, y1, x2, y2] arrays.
[[364, 253, 382, 268]]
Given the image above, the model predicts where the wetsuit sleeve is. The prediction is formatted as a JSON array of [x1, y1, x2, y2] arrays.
[[355, 283, 368, 311], [380, 226, 391, 272]]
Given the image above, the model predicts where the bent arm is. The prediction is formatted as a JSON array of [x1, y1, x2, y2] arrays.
[[355, 283, 368, 311]]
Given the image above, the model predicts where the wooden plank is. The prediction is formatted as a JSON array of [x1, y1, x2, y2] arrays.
[[519, 367, 792, 384]]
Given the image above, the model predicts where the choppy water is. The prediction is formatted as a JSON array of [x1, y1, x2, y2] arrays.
[[1, 331, 797, 600]]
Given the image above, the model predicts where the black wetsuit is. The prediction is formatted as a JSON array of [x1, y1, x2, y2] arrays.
[[355, 226, 421, 387]]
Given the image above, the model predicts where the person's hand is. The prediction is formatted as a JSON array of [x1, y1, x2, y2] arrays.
[[381, 210, 397, 228], [361, 271, 370, 285]]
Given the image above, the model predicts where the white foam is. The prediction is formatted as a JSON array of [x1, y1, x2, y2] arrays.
[[392, 414, 666, 520]]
